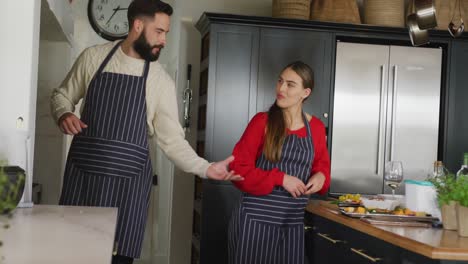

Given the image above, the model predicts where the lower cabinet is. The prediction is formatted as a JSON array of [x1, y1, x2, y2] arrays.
[[305, 213, 398, 264], [304, 212, 466, 264], [200, 181, 241, 264]]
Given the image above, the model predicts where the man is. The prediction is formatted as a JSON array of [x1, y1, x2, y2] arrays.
[[50, 1, 242, 263]]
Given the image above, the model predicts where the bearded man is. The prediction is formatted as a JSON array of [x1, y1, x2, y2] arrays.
[[50, 1, 242, 263]]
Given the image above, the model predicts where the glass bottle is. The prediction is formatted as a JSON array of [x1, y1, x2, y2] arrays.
[[433, 161, 448, 179], [456, 153, 468, 179]]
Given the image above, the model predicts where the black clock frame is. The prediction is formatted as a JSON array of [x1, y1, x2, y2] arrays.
[[87, 0, 128, 41]]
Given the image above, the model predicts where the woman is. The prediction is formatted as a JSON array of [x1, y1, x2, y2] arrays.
[[228, 61, 331, 264]]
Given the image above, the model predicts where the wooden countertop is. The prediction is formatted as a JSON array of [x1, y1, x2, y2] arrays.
[[306, 200, 468, 261]]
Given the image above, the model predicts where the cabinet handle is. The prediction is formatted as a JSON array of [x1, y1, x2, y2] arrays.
[[317, 233, 343, 244], [304, 225, 315, 231], [351, 248, 381, 262]]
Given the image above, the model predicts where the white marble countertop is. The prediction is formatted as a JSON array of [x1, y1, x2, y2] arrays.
[[0, 205, 118, 264]]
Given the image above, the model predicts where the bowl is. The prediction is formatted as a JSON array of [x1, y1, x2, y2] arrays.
[[0, 166, 25, 214], [361, 194, 405, 211]]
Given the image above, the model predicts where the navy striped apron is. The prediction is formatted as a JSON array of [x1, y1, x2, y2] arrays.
[[59, 41, 152, 259], [228, 113, 314, 264]]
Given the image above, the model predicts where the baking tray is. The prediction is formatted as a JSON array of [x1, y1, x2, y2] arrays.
[[339, 208, 439, 223], [360, 218, 433, 228]]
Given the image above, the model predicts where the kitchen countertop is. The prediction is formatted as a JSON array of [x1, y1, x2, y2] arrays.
[[306, 200, 468, 261], [0, 205, 118, 264]]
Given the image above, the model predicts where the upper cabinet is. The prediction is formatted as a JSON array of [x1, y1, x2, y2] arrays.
[[257, 29, 333, 126], [199, 23, 334, 163], [204, 24, 260, 162], [446, 40, 468, 172]]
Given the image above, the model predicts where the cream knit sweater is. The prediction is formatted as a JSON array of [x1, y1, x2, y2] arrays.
[[50, 41, 210, 178]]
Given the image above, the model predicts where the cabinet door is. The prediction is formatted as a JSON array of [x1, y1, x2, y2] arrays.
[[386, 46, 442, 185], [445, 40, 468, 172], [306, 212, 401, 264], [200, 182, 241, 264], [331, 42, 390, 195], [205, 24, 259, 162], [305, 213, 350, 264], [256, 29, 333, 126]]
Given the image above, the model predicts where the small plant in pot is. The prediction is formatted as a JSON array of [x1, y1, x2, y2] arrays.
[[452, 176, 468, 237], [428, 173, 458, 230]]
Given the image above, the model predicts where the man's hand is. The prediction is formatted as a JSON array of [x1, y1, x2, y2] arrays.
[[206, 155, 244, 181], [305, 172, 326, 195], [59, 113, 88, 135], [283, 174, 307, 198]]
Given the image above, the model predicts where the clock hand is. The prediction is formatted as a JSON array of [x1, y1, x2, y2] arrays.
[[106, 5, 120, 25], [113, 7, 128, 11]]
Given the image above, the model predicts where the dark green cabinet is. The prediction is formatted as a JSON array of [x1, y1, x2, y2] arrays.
[[199, 24, 259, 264], [445, 40, 468, 173], [196, 20, 334, 264], [305, 212, 467, 264], [204, 24, 260, 162]]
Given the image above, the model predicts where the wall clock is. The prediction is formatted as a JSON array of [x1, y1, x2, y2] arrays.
[[88, 0, 133, 41]]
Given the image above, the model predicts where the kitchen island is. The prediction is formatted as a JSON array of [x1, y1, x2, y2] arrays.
[[305, 200, 468, 264], [0, 205, 118, 264]]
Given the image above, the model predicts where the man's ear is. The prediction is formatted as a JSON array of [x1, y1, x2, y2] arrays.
[[134, 19, 144, 34]]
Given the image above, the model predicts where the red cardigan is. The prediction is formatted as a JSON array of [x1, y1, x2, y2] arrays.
[[229, 112, 331, 196]]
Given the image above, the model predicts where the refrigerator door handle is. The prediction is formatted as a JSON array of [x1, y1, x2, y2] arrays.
[[390, 65, 398, 161], [376, 65, 386, 175]]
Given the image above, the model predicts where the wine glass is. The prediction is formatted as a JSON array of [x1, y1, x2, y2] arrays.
[[384, 161, 404, 199]]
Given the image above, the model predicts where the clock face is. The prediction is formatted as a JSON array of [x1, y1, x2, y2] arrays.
[[88, 0, 133, 41]]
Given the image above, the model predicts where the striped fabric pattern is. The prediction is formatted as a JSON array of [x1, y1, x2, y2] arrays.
[[60, 41, 152, 258], [229, 113, 314, 264]]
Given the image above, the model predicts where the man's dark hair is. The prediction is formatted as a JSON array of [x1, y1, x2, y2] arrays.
[[127, 0, 173, 28]]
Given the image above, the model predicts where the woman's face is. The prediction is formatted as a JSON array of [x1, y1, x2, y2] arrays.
[[275, 67, 311, 109]]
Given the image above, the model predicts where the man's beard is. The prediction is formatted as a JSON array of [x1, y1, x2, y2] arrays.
[[133, 32, 164, 62]]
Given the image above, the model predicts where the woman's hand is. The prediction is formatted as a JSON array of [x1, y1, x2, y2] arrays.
[[305, 172, 326, 195], [283, 174, 307, 198]]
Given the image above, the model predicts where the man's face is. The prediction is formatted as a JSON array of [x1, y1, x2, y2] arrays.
[[133, 13, 170, 62]]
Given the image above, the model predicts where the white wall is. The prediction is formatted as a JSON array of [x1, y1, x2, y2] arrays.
[[0, 0, 42, 206], [34, 40, 71, 204]]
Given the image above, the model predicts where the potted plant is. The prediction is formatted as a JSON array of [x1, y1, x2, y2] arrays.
[[0, 166, 25, 248], [452, 176, 468, 237], [428, 173, 458, 230]]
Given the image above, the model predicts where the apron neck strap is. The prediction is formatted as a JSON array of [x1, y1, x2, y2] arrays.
[[301, 112, 312, 138], [142, 60, 150, 79], [97, 40, 150, 79], [96, 41, 123, 75]]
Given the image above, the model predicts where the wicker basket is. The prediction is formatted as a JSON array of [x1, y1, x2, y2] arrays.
[[435, 0, 468, 30], [272, 0, 311, 19], [363, 0, 405, 27], [310, 0, 361, 24]]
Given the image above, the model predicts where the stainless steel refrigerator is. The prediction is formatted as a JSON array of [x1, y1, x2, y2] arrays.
[[330, 42, 443, 195]]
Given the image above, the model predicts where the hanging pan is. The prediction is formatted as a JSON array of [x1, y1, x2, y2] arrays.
[[415, 0, 438, 29], [407, 0, 429, 46]]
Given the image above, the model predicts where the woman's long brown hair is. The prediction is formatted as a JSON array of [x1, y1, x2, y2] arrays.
[[263, 61, 314, 163]]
